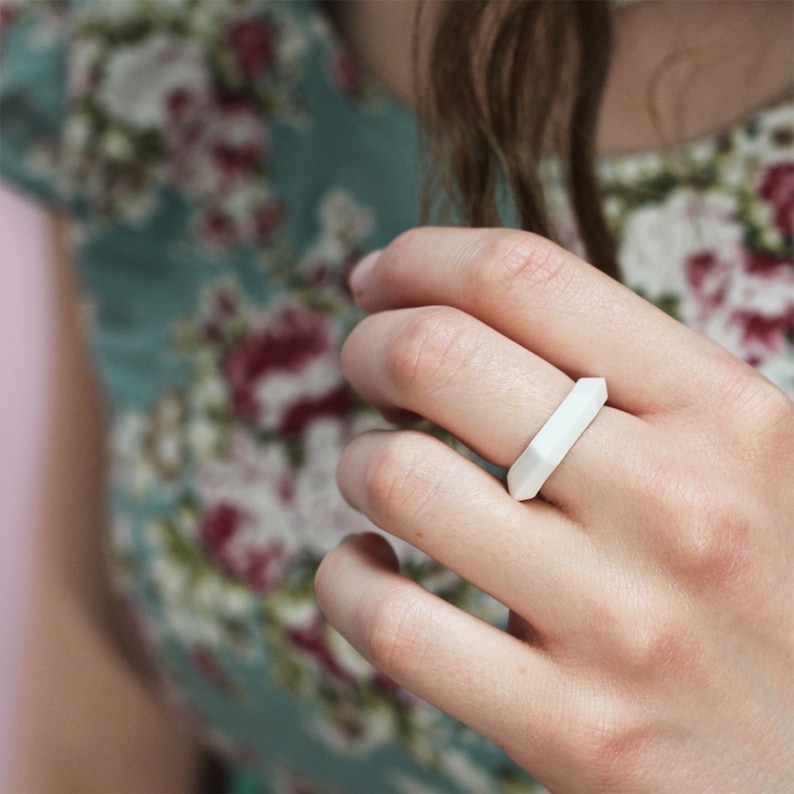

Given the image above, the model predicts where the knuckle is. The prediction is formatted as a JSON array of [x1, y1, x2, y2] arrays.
[[363, 583, 433, 675], [363, 432, 441, 528], [744, 380, 794, 456], [591, 581, 700, 677], [708, 362, 793, 451], [579, 714, 660, 791], [388, 226, 426, 261], [554, 691, 648, 790], [671, 483, 756, 586], [618, 609, 700, 676], [470, 231, 573, 308], [583, 570, 703, 678], [387, 307, 480, 396], [382, 227, 428, 288], [636, 457, 757, 588], [564, 681, 695, 792], [716, 360, 794, 434]]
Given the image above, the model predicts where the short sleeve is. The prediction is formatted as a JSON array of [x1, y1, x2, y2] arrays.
[[0, 2, 71, 208]]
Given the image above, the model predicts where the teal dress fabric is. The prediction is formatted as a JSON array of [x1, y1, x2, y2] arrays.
[[2, 2, 792, 792]]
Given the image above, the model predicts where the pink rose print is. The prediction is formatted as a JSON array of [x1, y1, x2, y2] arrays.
[[223, 304, 352, 435], [0, 4, 16, 29], [200, 285, 240, 341], [759, 162, 794, 237], [201, 502, 288, 593], [195, 420, 374, 592], [251, 198, 285, 243], [684, 245, 793, 368], [167, 88, 201, 127], [288, 614, 357, 686], [286, 611, 410, 699], [736, 252, 794, 366], [191, 647, 230, 688], [211, 97, 267, 182], [199, 209, 239, 248], [227, 17, 275, 79], [168, 93, 267, 198], [276, 388, 351, 437], [328, 49, 361, 95], [745, 251, 793, 278], [730, 307, 794, 367], [685, 251, 729, 315]]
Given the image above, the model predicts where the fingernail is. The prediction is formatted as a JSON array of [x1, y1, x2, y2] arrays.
[[349, 249, 381, 298]]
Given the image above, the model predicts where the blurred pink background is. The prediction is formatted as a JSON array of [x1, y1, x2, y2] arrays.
[[0, 185, 54, 788]]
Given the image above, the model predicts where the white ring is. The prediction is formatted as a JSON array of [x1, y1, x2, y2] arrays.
[[507, 377, 607, 501]]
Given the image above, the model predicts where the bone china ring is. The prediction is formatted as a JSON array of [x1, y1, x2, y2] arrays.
[[507, 378, 608, 501]]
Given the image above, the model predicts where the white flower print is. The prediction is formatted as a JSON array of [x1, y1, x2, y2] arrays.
[[619, 189, 745, 303], [222, 301, 351, 435], [168, 94, 267, 199], [300, 189, 376, 279], [309, 699, 398, 757], [285, 418, 380, 547], [195, 420, 377, 594], [98, 34, 211, 130], [735, 103, 794, 168], [196, 432, 293, 592], [438, 748, 499, 794]]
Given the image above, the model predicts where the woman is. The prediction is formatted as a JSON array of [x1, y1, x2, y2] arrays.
[[2, 0, 791, 791]]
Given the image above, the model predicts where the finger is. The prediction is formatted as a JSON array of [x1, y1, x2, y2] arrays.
[[350, 227, 740, 415], [336, 429, 602, 636], [314, 531, 574, 779], [342, 305, 647, 513]]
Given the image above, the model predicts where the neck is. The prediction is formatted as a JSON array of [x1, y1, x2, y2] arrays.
[[328, 0, 793, 155], [598, 0, 793, 155]]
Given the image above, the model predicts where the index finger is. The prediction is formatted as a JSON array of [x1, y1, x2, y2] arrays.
[[350, 227, 743, 414]]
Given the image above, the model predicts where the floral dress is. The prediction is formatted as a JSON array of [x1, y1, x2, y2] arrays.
[[1, 2, 791, 793]]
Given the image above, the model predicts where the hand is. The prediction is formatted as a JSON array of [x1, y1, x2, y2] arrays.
[[315, 227, 794, 792]]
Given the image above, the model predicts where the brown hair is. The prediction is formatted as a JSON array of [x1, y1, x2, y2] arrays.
[[418, 0, 621, 280]]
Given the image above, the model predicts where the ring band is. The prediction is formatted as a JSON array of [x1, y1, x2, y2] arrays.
[[507, 377, 607, 501]]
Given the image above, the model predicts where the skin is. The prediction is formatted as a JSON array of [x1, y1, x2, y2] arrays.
[[10, 216, 203, 792], [316, 227, 794, 791], [330, 0, 794, 155], [318, 4, 794, 787], [10, 0, 791, 789]]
